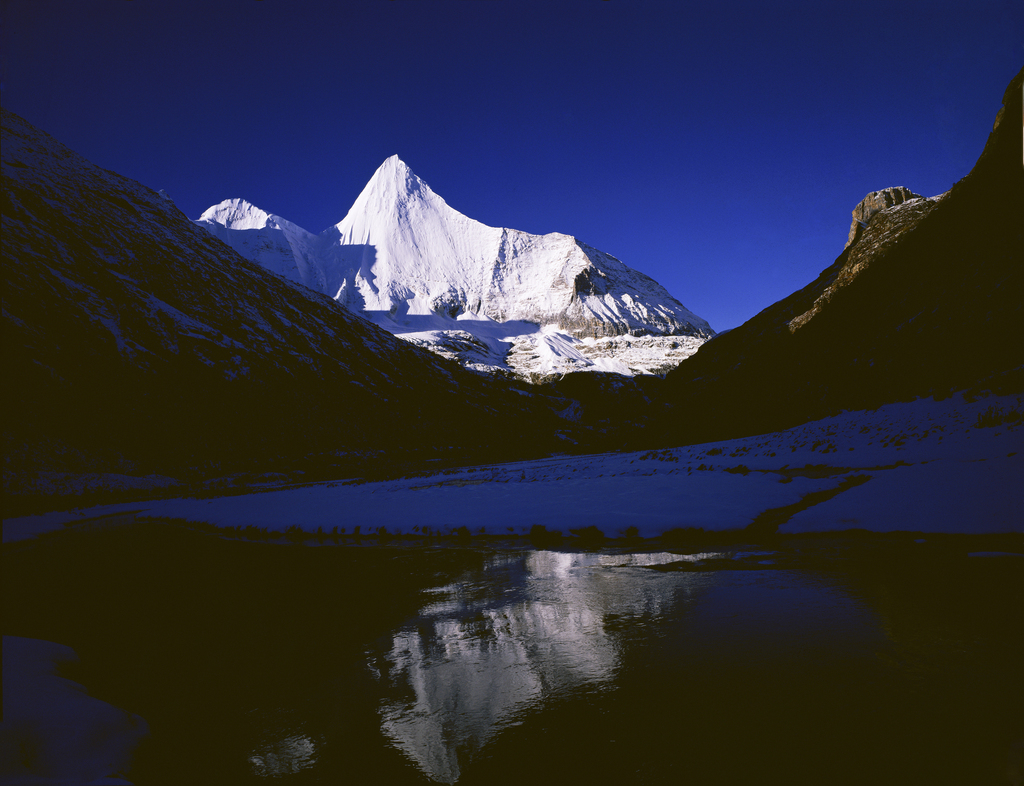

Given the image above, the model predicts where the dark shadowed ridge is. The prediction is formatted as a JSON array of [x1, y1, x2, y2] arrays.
[[652, 66, 1024, 447], [1, 107, 573, 509]]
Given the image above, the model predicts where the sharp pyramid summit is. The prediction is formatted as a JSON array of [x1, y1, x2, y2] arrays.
[[197, 156, 714, 380]]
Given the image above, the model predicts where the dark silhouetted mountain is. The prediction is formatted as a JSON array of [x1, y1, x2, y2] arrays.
[[654, 66, 1024, 446], [1, 108, 569, 505]]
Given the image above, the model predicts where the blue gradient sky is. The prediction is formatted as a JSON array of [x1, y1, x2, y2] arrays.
[[3, 0, 1021, 331]]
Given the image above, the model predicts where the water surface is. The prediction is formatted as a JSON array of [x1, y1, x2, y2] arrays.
[[5, 527, 1020, 785], [361, 548, 927, 784]]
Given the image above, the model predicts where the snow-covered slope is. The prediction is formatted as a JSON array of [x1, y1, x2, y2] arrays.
[[195, 199, 325, 293], [196, 156, 713, 380]]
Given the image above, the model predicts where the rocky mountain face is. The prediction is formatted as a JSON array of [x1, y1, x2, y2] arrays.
[[1, 108, 575, 509], [651, 66, 1024, 447], [788, 188, 944, 333], [844, 186, 922, 249], [196, 156, 713, 380]]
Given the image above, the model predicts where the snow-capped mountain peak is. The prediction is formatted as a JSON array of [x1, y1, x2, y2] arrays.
[[366, 154, 426, 200], [331, 155, 481, 253], [197, 158, 715, 379]]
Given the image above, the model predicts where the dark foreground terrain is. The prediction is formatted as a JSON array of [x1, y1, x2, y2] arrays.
[[3, 524, 1023, 785]]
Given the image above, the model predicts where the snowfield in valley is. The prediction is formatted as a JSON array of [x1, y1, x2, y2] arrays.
[[6, 390, 1021, 543]]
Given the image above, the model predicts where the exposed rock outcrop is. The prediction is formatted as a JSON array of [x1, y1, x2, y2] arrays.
[[845, 186, 922, 250], [790, 188, 944, 332]]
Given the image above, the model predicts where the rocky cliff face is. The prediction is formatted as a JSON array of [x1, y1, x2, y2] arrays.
[[790, 188, 943, 332], [845, 186, 922, 250]]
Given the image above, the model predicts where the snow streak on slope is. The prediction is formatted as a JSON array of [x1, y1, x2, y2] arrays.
[[196, 156, 714, 380]]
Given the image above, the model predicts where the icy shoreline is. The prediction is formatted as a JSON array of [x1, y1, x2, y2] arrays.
[[0, 637, 149, 785]]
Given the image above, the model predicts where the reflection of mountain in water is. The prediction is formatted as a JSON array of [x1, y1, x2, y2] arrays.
[[371, 551, 696, 783]]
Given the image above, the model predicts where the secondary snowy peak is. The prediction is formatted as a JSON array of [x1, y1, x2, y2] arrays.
[[196, 198, 325, 292], [200, 198, 272, 230], [197, 197, 318, 238]]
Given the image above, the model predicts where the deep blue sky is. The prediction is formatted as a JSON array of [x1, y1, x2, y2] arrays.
[[3, 1, 1021, 331]]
